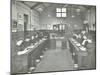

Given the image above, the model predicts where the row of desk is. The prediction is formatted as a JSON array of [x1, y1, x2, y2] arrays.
[[11, 38, 49, 74], [68, 38, 96, 69]]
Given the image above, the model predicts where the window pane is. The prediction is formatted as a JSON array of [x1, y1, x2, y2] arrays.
[[62, 8, 66, 12], [56, 8, 61, 12], [56, 13, 61, 17], [62, 13, 67, 17]]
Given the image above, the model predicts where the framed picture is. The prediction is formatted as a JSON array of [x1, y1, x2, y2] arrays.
[[12, 20, 17, 28], [17, 13, 24, 25]]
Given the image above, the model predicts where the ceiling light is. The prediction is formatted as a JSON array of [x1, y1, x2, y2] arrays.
[[48, 15, 51, 17], [38, 8, 43, 11], [76, 9, 81, 15], [76, 9, 80, 12], [72, 15, 75, 18]]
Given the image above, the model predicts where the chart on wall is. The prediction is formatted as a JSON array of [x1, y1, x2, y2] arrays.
[[53, 24, 65, 30], [17, 13, 24, 31]]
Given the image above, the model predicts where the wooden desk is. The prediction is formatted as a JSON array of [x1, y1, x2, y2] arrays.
[[49, 37, 66, 49], [11, 38, 48, 74], [68, 38, 88, 69]]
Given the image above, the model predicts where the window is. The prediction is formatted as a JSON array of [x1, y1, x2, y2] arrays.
[[56, 8, 67, 17]]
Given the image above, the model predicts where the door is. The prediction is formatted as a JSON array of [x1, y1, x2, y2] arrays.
[[56, 40, 62, 48], [24, 14, 28, 39]]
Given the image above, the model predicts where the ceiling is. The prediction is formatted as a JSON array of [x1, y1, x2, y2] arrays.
[[20, 1, 51, 12], [20, 1, 94, 13]]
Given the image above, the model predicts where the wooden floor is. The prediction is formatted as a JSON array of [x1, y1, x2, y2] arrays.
[[34, 48, 74, 72]]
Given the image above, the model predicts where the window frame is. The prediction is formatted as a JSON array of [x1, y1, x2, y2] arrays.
[[56, 8, 67, 17]]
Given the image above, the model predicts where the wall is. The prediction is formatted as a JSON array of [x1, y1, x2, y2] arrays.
[[39, 4, 84, 32], [12, 1, 40, 32], [85, 7, 96, 30], [11, 1, 40, 56], [31, 9, 40, 30]]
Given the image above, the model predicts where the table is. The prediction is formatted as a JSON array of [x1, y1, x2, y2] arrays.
[[11, 38, 49, 74], [68, 38, 88, 69]]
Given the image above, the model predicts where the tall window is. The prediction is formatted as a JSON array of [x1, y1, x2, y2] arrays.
[[56, 8, 67, 17]]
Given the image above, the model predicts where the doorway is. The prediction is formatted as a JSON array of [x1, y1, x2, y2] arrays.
[[49, 24, 66, 49], [24, 14, 28, 39]]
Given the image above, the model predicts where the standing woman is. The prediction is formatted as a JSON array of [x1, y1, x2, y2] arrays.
[[64, 24, 73, 49], [83, 20, 89, 33]]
